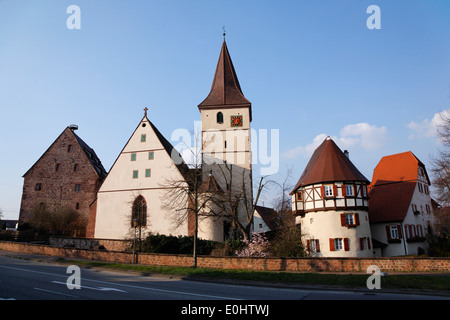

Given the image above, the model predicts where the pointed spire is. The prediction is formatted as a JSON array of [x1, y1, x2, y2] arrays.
[[198, 40, 251, 111]]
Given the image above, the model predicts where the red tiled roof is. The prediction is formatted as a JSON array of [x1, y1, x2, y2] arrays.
[[368, 151, 429, 223], [290, 137, 369, 194], [370, 151, 430, 186], [255, 205, 278, 231], [368, 181, 416, 223], [198, 40, 252, 120]]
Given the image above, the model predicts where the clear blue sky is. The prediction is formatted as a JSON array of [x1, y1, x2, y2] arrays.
[[1, 0, 449, 219]]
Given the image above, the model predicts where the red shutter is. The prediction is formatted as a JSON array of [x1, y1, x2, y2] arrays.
[[359, 238, 363, 250], [329, 238, 335, 251], [340, 214, 347, 226], [344, 238, 349, 251], [342, 185, 347, 197], [320, 186, 325, 198], [316, 240, 320, 252], [397, 225, 403, 239], [306, 240, 310, 252], [355, 213, 360, 226], [333, 185, 337, 197], [386, 226, 392, 241]]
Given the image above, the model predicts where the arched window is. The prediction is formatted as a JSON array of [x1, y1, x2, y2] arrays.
[[216, 112, 223, 124], [131, 195, 147, 227]]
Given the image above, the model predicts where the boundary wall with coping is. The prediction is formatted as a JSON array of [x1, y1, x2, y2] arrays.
[[1, 240, 449, 273]]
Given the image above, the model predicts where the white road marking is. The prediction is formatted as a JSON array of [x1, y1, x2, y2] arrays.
[[51, 281, 127, 293], [0, 263, 242, 300], [33, 287, 79, 298]]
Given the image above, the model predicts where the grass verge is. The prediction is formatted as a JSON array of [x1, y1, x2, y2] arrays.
[[56, 258, 450, 293]]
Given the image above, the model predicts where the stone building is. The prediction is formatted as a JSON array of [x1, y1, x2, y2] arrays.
[[19, 125, 106, 235]]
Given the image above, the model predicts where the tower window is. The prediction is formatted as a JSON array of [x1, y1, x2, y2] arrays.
[[68, 145, 72, 152], [55, 164, 60, 172], [217, 112, 224, 124], [75, 184, 81, 192], [74, 164, 79, 172], [35, 183, 42, 191]]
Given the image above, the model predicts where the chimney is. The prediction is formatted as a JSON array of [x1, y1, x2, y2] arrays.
[[344, 150, 349, 159]]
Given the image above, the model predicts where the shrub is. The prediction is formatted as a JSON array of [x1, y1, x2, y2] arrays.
[[139, 233, 219, 255]]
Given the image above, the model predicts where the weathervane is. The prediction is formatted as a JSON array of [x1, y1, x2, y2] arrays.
[[222, 25, 226, 39]]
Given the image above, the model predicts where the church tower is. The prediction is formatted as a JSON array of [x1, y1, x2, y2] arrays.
[[197, 38, 253, 240]]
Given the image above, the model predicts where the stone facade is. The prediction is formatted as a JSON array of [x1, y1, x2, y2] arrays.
[[19, 126, 106, 234]]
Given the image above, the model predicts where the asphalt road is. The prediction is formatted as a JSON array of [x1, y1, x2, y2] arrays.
[[0, 255, 448, 302]]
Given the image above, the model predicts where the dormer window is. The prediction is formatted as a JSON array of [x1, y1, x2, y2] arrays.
[[217, 112, 224, 124]]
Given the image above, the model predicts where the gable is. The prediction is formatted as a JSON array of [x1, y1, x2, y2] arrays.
[[99, 116, 189, 192], [23, 127, 105, 180]]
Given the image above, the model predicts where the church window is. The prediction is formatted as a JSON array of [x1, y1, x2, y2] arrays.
[[133, 170, 139, 179], [148, 152, 154, 160], [55, 164, 60, 172], [132, 195, 147, 227], [74, 164, 78, 172], [145, 169, 151, 177], [217, 112, 224, 124], [131, 153, 136, 161], [141, 134, 146, 142], [68, 145, 72, 152], [75, 184, 81, 192], [35, 183, 42, 191]]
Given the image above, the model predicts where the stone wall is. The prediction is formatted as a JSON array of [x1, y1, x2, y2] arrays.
[[1, 240, 449, 273]]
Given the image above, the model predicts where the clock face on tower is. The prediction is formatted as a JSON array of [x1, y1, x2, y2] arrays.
[[230, 115, 243, 127]]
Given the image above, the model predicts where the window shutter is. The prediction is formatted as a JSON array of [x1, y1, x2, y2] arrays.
[[316, 240, 320, 252], [329, 238, 335, 251], [333, 185, 337, 197], [342, 185, 347, 197], [306, 240, 310, 252], [368, 238, 371, 249], [344, 238, 349, 251], [340, 214, 347, 226], [355, 213, 360, 226], [418, 225, 423, 237], [386, 226, 392, 241], [320, 186, 325, 198], [359, 238, 363, 250], [397, 225, 403, 239]]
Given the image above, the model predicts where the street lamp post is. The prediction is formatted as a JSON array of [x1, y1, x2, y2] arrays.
[[132, 218, 138, 264]]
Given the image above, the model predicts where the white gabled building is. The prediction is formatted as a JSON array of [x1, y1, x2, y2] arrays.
[[290, 137, 373, 257], [368, 151, 435, 257], [91, 110, 190, 240]]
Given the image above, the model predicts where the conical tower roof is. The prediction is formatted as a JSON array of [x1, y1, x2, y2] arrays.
[[290, 137, 369, 194], [198, 40, 252, 119]]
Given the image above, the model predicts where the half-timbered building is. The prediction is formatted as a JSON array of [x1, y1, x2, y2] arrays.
[[290, 137, 373, 257]]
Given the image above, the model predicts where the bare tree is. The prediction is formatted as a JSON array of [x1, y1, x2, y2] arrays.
[[213, 162, 271, 241], [160, 132, 220, 268], [430, 111, 450, 207], [430, 111, 450, 250]]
